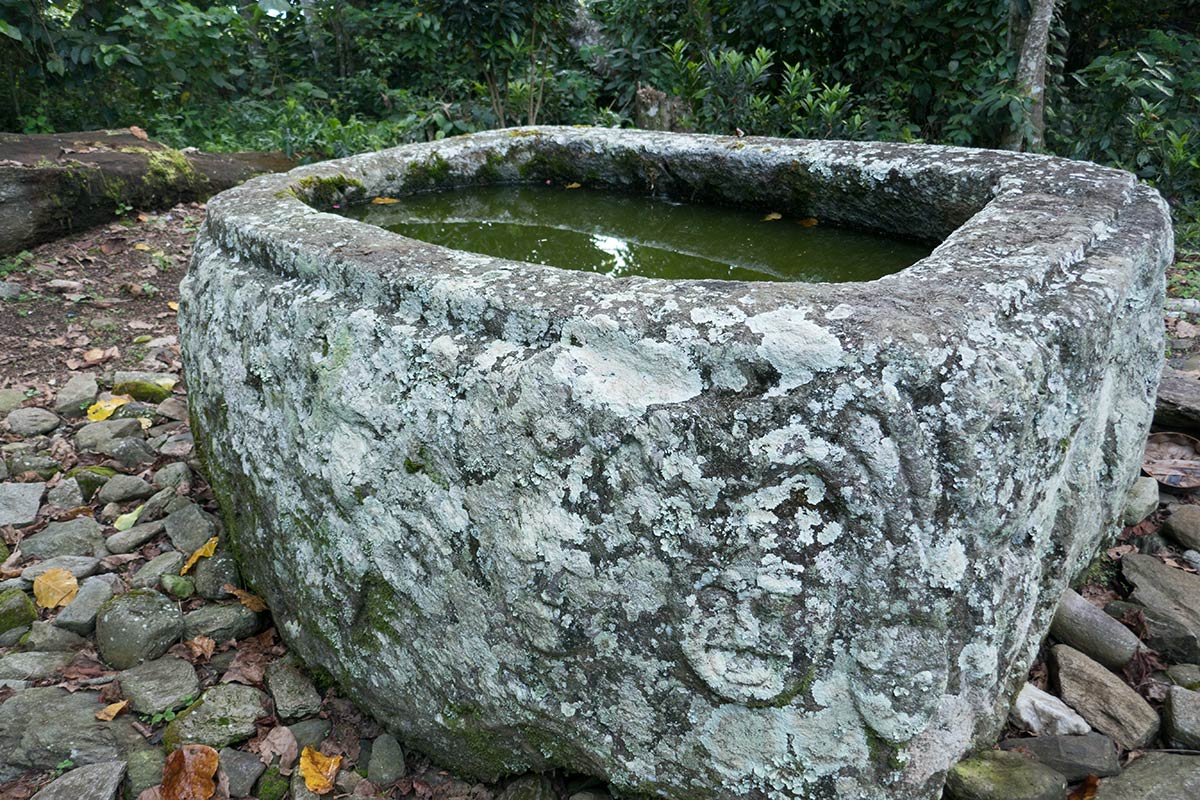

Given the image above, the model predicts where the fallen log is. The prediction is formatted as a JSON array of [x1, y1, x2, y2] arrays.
[[0, 128, 294, 256]]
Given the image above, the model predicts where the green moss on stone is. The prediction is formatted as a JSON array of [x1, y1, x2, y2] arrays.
[[256, 766, 289, 800], [113, 379, 172, 403], [0, 587, 37, 635], [292, 174, 366, 209], [404, 153, 451, 191]]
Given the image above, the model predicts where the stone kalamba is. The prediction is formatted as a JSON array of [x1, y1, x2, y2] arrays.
[[181, 128, 1172, 799]]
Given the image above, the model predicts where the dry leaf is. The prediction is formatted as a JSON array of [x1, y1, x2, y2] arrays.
[[797, 217, 818, 227], [762, 211, 782, 221], [1067, 774, 1100, 800], [183, 636, 217, 662], [161, 744, 219, 800], [33, 568, 79, 608], [129, 125, 149, 141], [95, 700, 129, 721], [133, 243, 152, 252], [564, 182, 581, 189], [87, 395, 132, 421], [181, 537, 219, 575], [224, 584, 267, 612], [299, 746, 341, 795], [168, 301, 179, 312], [83, 348, 107, 365], [114, 505, 144, 531], [252, 725, 300, 774], [370, 196, 400, 204], [137, 788, 163, 800]]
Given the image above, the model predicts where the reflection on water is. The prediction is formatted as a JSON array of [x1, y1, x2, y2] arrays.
[[337, 185, 933, 283]]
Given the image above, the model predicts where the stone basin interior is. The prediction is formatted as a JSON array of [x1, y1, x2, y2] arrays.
[[330, 183, 934, 283]]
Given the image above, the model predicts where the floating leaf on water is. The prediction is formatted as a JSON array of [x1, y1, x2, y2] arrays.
[[370, 196, 400, 204], [87, 395, 132, 421], [798, 217, 818, 227], [161, 744, 219, 800], [113, 505, 144, 531], [224, 584, 268, 612], [95, 700, 128, 721], [762, 212, 782, 221], [565, 182, 581, 189], [33, 568, 78, 608], [181, 537, 219, 575], [299, 746, 341, 795]]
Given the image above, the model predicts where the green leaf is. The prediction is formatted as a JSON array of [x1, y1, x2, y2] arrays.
[[0, 21, 22, 42]]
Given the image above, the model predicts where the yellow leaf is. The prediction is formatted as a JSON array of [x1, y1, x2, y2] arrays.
[[138, 417, 153, 430], [154, 377, 178, 390], [168, 301, 179, 312], [299, 746, 341, 795], [87, 395, 133, 421], [114, 505, 144, 531], [797, 217, 818, 227], [33, 568, 79, 608], [564, 182, 581, 189], [133, 243, 151, 251], [762, 212, 782, 221], [371, 196, 400, 204], [224, 584, 268, 612], [181, 537, 219, 575], [95, 700, 129, 721]]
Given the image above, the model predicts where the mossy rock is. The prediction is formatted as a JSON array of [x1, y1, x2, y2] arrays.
[[67, 465, 117, 500], [114, 380, 172, 403], [0, 587, 36, 635], [945, 750, 1067, 800], [255, 766, 289, 800]]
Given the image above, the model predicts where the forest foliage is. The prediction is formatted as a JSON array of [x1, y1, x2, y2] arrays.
[[2, 1, 1197, 245]]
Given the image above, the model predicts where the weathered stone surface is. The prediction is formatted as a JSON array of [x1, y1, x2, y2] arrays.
[[23, 620, 88, 650], [1123, 554, 1200, 650], [29, 761, 126, 800], [944, 750, 1066, 800], [124, 748, 165, 799], [164, 503, 220, 553], [999, 734, 1119, 782], [74, 419, 141, 452], [95, 589, 183, 669], [96, 474, 155, 504], [163, 684, 269, 750], [119, 655, 200, 715], [130, 551, 184, 589], [1105, 599, 1200, 664], [265, 659, 322, 721], [0, 650, 73, 680], [1121, 476, 1159, 525], [1094, 752, 1200, 799], [104, 520, 165, 554], [46, 477, 83, 509], [1050, 588, 1141, 669], [0, 586, 36, 635], [368, 733, 406, 786], [6, 407, 60, 436], [21, 516, 107, 559], [1163, 504, 1200, 551], [1007, 682, 1089, 736], [182, 603, 260, 642], [1164, 685, 1200, 750], [220, 746, 266, 797], [54, 374, 98, 418], [53, 574, 118, 635], [288, 718, 331, 750], [182, 128, 1172, 800], [497, 775, 556, 800], [1168, 663, 1200, 690], [0, 481, 44, 527], [1052, 645, 1159, 749]]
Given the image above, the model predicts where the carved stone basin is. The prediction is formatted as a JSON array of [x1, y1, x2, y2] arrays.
[[180, 127, 1171, 799]]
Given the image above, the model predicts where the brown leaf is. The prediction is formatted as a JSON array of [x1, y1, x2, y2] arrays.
[[182, 636, 217, 663], [33, 567, 79, 608], [224, 584, 267, 612], [250, 725, 300, 775], [100, 238, 128, 255], [797, 217, 818, 227], [181, 537, 218, 575], [129, 125, 149, 141], [1067, 774, 1100, 800], [161, 744, 219, 800], [299, 746, 341, 795], [96, 700, 129, 721], [220, 649, 269, 686], [136, 788, 163, 800]]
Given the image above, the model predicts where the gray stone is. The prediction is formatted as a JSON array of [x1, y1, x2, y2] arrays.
[[104, 520, 164, 554], [161, 573, 194, 599], [1168, 663, 1200, 690], [0, 625, 28, 647], [157, 396, 189, 421], [0, 651, 74, 680], [1105, 599, 1200, 664], [124, 748, 165, 799], [96, 474, 155, 504], [138, 486, 176, 523], [182, 603, 260, 642], [153, 461, 192, 491], [1122, 476, 1160, 525], [0, 586, 36, 635], [1052, 644, 1160, 749], [0, 387, 25, 414], [568, 793, 612, 800], [119, 655, 199, 715], [1123, 554, 1200, 654], [53, 574, 118, 635], [265, 660, 322, 721], [1094, 752, 1200, 799], [98, 436, 156, 470], [21, 555, 100, 580], [182, 128, 1172, 800], [21, 516, 107, 559], [368, 733, 406, 786], [130, 551, 184, 589], [1164, 685, 1200, 750], [191, 546, 239, 600], [46, 478, 83, 509], [1050, 588, 1142, 669], [288, 718, 331, 750], [54, 374, 99, 418], [1008, 682, 1090, 736], [1163, 504, 1200, 551], [219, 747, 266, 798], [6, 407, 60, 436], [163, 684, 269, 750], [22, 620, 88, 651], [291, 770, 321, 800], [0, 481, 44, 527], [497, 776, 556, 800], [95, 590, 183, 669], [944, 750, 1066, 800], [999, 734, 1120, 782], [75, 419, 142, 452], [29, 761, 126, 800], [164, 503, 220, 554], [9, 453, 60, 480], [71, 466, 115, 500]]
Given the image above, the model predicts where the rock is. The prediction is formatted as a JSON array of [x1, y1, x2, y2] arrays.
[[113, 380, 172, 403], [104, 520, 165, 554], [21, 516, 107, 559], [124, 748, 165, 799], [290, 770, 321, 800], [96, 474, 155, 504], [1052, 644, 1159, 749], [1122, 554, 1200, 651], [29, 761, 126, 800], [334, 769, 363, 794], [1168, 663, 1200, 690], [5, 407, 60, 436], [1164, 685, 1200, 750], [1094, 752, 1200, 799], [0, 625, 28, 647], [1008, 682, 1089, 736], [53, 574, 118, 635], [161, 573, 195, 599], [288, 718, 331, 750], [119, 655, 200, 715], [0, 481, 44, 527], [182, 603, 260, 642], [568, 793, 612, 800], [153, 462, 192, 490], [368, 733, 406, 786], [219, 747, 266, 798], [944, 750, 1066, 800], [497, 776, 556, 800], [0, 586, 36, 635], [46, 478, 83, 509], [22, 555, 100, 581], [157, 397, 189, 422], [164, 503, 220, 553], [1050, 588, 1141, 669], [1122, 477, 1160, 525], [138, 487, 176, 523], [98, 436, 156, 470], [22, 620, 88, 651], [55, 375, 99, 418], [163, 684, 269, 750], [255, 766, 289, 800], [0, 387, 25, 414], [0, 651, 74, 680], [999, 734, 1120, 782], [1163, 505, 1200, 551], [70, 466, 116, 500], [0, 686, 142, 779], [74, 420, 141, 452], [9, 453, 60, 480], [95, 590, 183, 669], [191, 546, 239, 600], [265, 660, 322, 721], [130, 551, 184, 589], [1105, 599, 1200, 664]]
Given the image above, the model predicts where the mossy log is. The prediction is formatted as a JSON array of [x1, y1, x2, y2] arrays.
[[0, 128, 294, 255]]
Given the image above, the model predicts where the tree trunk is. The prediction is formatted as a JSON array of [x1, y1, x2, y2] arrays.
[[0, 129, 294, 256], [1001, 0, 1058, 152]]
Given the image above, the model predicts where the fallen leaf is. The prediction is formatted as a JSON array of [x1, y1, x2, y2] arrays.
[[136, 786, 162, 800], [251, 725, 300, 774], [133, 243, 152, 252], [223, 584, 268, 612], [220, 648, 269, 686], [299, 746, 341, 795], [564, 182, 581, 189], [33, 568, 79, 608], [87, 395, 133, 421], [797, 217, 818, 227], [168, 301, 179, 312], [96, 700, 129, 721], [114, 505, 144, 531], [129, 125, 149, 141], [137, 212, 151, 223], [181, 537, 219, 575], [1067, 774, 1100, 800], [762, 211, 782, 221], [370, 196, 400, 204], [82, 348, 107, 365], [161, 744, 219, 800], [182, 636, 216, 662]]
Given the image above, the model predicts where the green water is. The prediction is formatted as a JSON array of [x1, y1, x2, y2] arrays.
[[337, 185, 931, 283]]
